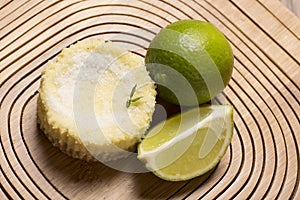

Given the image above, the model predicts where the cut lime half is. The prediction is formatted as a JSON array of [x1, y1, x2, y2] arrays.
[[138, 105, 234, 181]]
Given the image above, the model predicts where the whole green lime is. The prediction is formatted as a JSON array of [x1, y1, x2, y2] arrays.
[[145, 20, 234, 105]]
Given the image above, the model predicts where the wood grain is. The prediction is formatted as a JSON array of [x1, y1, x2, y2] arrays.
[[280, 0, 300, 17], [1, 0, 299, 199]]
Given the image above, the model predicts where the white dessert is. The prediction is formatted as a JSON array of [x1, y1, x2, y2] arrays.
[[37, 39, 156, 161]]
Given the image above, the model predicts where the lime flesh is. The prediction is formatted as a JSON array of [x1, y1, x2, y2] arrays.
[[138, 105, 234, 181]]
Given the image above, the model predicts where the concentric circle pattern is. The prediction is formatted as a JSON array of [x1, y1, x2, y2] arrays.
[[1, 0, 299, 199]]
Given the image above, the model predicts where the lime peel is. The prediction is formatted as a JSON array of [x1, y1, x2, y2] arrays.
[[145, 19, 234, 105]]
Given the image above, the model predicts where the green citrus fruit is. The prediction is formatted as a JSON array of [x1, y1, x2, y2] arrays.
[[145, 20, 234, 105], [138, 105, 234, 181]]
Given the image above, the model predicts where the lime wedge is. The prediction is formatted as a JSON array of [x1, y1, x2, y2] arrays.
[[138, 105, 234, 181]]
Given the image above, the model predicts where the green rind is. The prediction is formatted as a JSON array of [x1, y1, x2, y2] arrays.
[[145, 20, 234, 106]]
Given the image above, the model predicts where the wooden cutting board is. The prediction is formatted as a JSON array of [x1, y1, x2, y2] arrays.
[[1, 0, 299, 199]]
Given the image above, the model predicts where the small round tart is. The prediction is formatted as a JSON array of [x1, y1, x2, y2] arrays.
[[37, 39, 156, 162]]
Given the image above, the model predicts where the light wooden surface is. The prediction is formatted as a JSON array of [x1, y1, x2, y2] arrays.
[[280, 0, 300, 17], [1, 0, 299, 199]]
